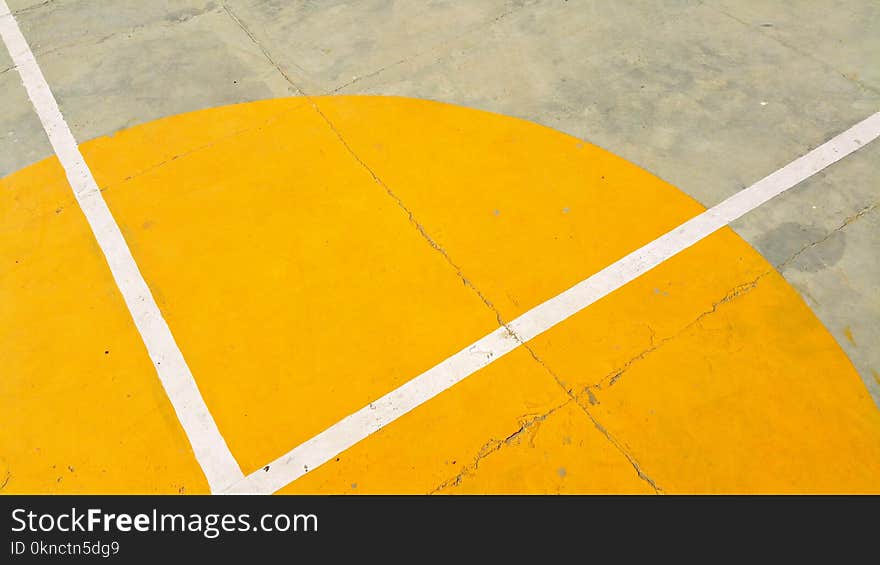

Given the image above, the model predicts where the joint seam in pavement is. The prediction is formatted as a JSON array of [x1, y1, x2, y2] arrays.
[[220, 1, 309, 94], [220, 0, 664, 492], [3, 103, 306, 227], [312, 97, 665, 494], [8, 3, 224, 68], [707, 2, 880, 97], [330, 0, 543, 94]]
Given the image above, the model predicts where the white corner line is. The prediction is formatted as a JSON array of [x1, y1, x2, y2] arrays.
[[0, 0, 243, 492], [224, 111, 880, 495]]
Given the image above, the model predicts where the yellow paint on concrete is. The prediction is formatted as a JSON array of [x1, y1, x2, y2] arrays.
[[3, 96, 880, 494], [434, 401, 655, 495], [844, 326, 856, 345], [0, 158, 208, 494], [283, 349, 654, 494], [86, 100, 502, 475], [538, 236, 880, 492]]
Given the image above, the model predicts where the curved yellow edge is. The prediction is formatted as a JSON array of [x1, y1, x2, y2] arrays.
[[1, 96, 878, 494]]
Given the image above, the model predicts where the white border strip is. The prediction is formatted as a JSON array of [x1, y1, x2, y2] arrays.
[[0, 0, 243, 492], [226, 111, 880, 494]]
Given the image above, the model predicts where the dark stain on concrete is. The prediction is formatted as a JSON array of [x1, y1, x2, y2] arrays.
[[757, 222, 845, 272]]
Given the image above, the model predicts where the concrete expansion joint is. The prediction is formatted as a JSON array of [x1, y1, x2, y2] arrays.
[[10, 1, 221, 66], [570, 393, 663, 494], [103, 107, 298, 190], [329, 0, 542, 95], [309, 114, 671, 495], [103, 0, 663, 494], [219, 1, 308, 95], [10, 108, 299, 228], [303, 89, 669, 494], [296, 74, 519, 338]]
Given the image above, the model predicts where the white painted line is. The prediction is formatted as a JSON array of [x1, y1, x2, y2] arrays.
[[0, 0, 243, 492], [225, 111, 880, 494]]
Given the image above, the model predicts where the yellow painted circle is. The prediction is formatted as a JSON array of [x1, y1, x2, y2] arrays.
[[2, 96, 879, 494]]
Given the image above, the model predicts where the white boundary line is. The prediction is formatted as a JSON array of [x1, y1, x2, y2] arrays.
[[3, 0, 878, 497], [0, 0, 243, 492], [225, 111, 880, 494]]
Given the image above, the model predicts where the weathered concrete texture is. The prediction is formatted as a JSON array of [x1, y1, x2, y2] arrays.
[[220, 0, 533, 94], [5, 0, 51, 12], [11, 0, 220, 55], [1, 0, 294, 175], [0, 33, 8, 69], [768, 201, 880, 402], [0, 0, 877, 403], [713, 0, 880, 93], [290, 0, 879, 402], [731, 139, 880, 403], [800, 204, 880, 399], [323, 1, 878, 203], [0, 67, 53, 178]]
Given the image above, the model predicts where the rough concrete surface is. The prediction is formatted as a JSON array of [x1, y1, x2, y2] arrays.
[[1, 0, 877, 407]]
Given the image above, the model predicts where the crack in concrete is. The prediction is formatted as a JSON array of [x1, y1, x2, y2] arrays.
[[306, 84, 666, 494], [220, 0, 661, 493], [429, 399, 571, 493], [588, 273, 768, 394], [224, 0, 515, 328], [318, 106, 664, 492], [544, 201, 880, 469], [519, 341, 663, 493], [568, 202, 878, 413], [228, 7, 516, 321], [429, 353, 664, 495], [312, 101, 511, 329], [4, 0, 875, 493], [775, 201, 878, 271]]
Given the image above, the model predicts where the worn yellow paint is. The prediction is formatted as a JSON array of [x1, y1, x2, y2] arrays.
[[2, 96, 879, 494], [433, 401, 655, 495], [282, 349, 655, 495], [844, 326, 856, 345]]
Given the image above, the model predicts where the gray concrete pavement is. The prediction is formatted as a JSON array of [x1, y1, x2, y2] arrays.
[[1, 0, 877, 403]]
